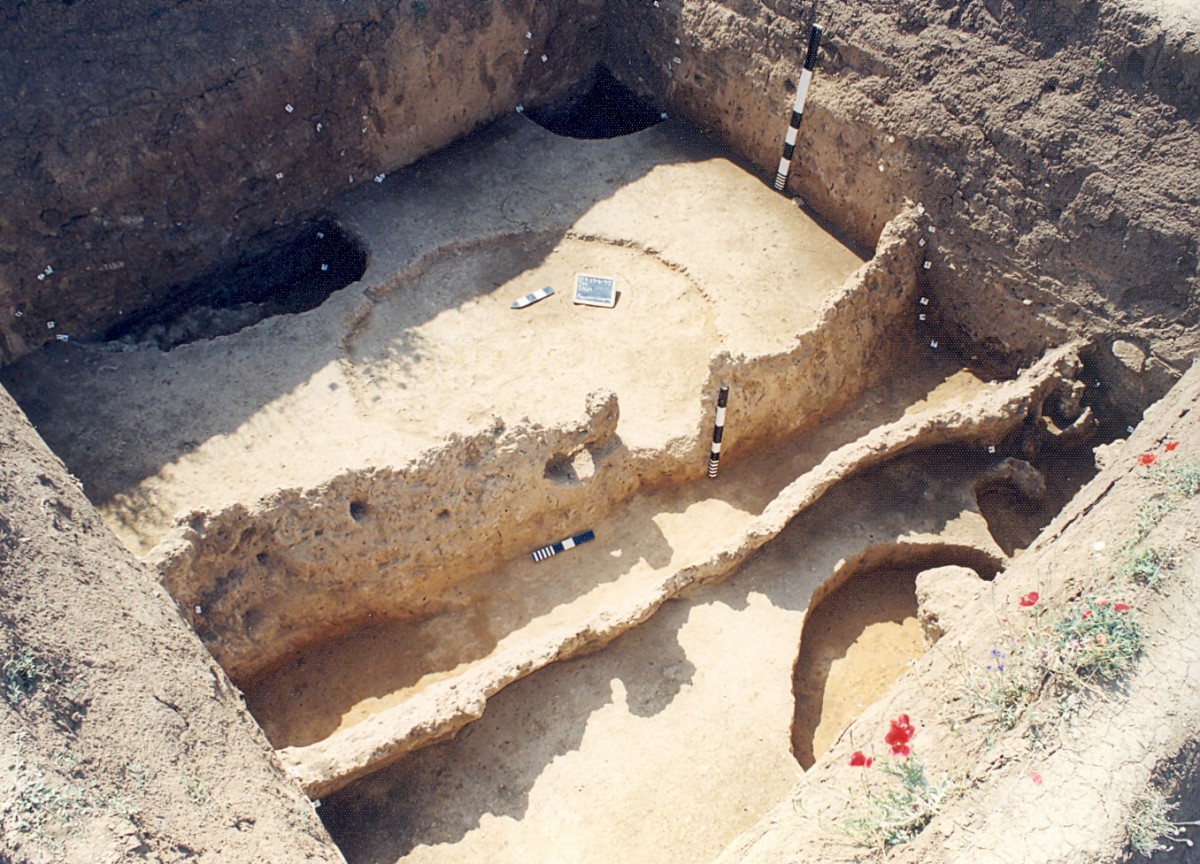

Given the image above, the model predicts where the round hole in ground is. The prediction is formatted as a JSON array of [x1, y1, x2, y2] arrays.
[[349, 500, 370, 524], [101, 217, 368, 350], [791, 565, 925, 770], [791, 548, 998, 771], [525, 66, 664, 139]]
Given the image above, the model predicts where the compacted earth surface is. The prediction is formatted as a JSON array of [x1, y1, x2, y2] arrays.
[[1, 1, 1199, 863]]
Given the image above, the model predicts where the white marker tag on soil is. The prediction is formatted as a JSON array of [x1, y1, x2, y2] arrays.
[[574, 274, 617, 308], [930, 340, 939, 348]]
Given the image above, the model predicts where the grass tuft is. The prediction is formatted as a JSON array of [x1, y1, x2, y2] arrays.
[[1120, 546, 1177, 588], [1127, 790, 1199, 858], [3, 645, 48, 705], [844, 757, 949, 850]]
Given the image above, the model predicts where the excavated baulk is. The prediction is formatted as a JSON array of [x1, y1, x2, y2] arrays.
[[140, 120, 920, 687], [279, 343, 1082, 799]]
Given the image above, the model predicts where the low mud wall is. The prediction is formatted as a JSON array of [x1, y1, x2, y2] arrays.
[[155, 207, 923, 684]]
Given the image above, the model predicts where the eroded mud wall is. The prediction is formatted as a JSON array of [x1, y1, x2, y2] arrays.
[[0, 0, 604, 362], [156, 210, 925, 685], [606, 0, 1200, 414]]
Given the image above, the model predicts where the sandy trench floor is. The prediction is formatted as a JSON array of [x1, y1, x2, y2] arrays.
[[316, 417, 1007, 864], [246, 346, 993, 752], [1, 115, 864, 558], [295, 339, 1017, 864], [3, 115, 1027, 861]]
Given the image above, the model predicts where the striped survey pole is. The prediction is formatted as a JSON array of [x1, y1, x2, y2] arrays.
[[773, 24, 824, 192], [708, 385, 729, 479], [531, 529, 595, 562]]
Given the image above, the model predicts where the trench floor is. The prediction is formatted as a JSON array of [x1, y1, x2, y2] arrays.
[[0, 115, 864, 558], [0, 113, 1097, 862], [316, 421, 1007, 864], [245, 341, 991, 752]]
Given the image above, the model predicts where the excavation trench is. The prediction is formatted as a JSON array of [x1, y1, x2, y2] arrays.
[[2, 110, 1115, 857]]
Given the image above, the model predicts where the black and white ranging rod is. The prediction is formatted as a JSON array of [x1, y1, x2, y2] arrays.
[[708, 385, 729, 479], [774, 24, 824, 192], [531, 529, 596, 562]]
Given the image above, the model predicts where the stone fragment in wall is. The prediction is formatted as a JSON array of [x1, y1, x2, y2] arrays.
[[1054, 379, 1087, 422], [915, 564, 988, 646], [1112, 339, 1147, 373], [1093, 438, 1127, 471]]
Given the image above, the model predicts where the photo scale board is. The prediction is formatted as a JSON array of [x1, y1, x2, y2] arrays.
[[573, 274, 617, 308]]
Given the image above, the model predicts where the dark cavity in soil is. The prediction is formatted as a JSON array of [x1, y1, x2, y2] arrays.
[[526, 66, 664, 139], [102, 218, 367, 351]]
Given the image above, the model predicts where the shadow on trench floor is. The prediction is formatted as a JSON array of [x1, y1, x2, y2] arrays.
[[243, 341, 979, 752], [314, 430, 1100, 864]]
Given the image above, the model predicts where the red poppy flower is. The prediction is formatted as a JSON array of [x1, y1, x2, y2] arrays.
[[1113, 602, 1130, 612], [885, 715, 915, 750], [1165, 441, 1180, 452], [1139, 453, 1157, 466], [1082, 609, 1093, 619], [1019, 592, 1039, 607], [1030, 772, 1043, 786], [849, 750, 873, 767], [890, 742, 912, 757]]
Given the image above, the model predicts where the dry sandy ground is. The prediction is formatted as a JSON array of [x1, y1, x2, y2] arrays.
[[315, 441, 1003, 864], [1, 116, 864, 559], [243, 352, 998, 749], [3, 116, 1080, 863], [310, 346, 1025, 864]]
